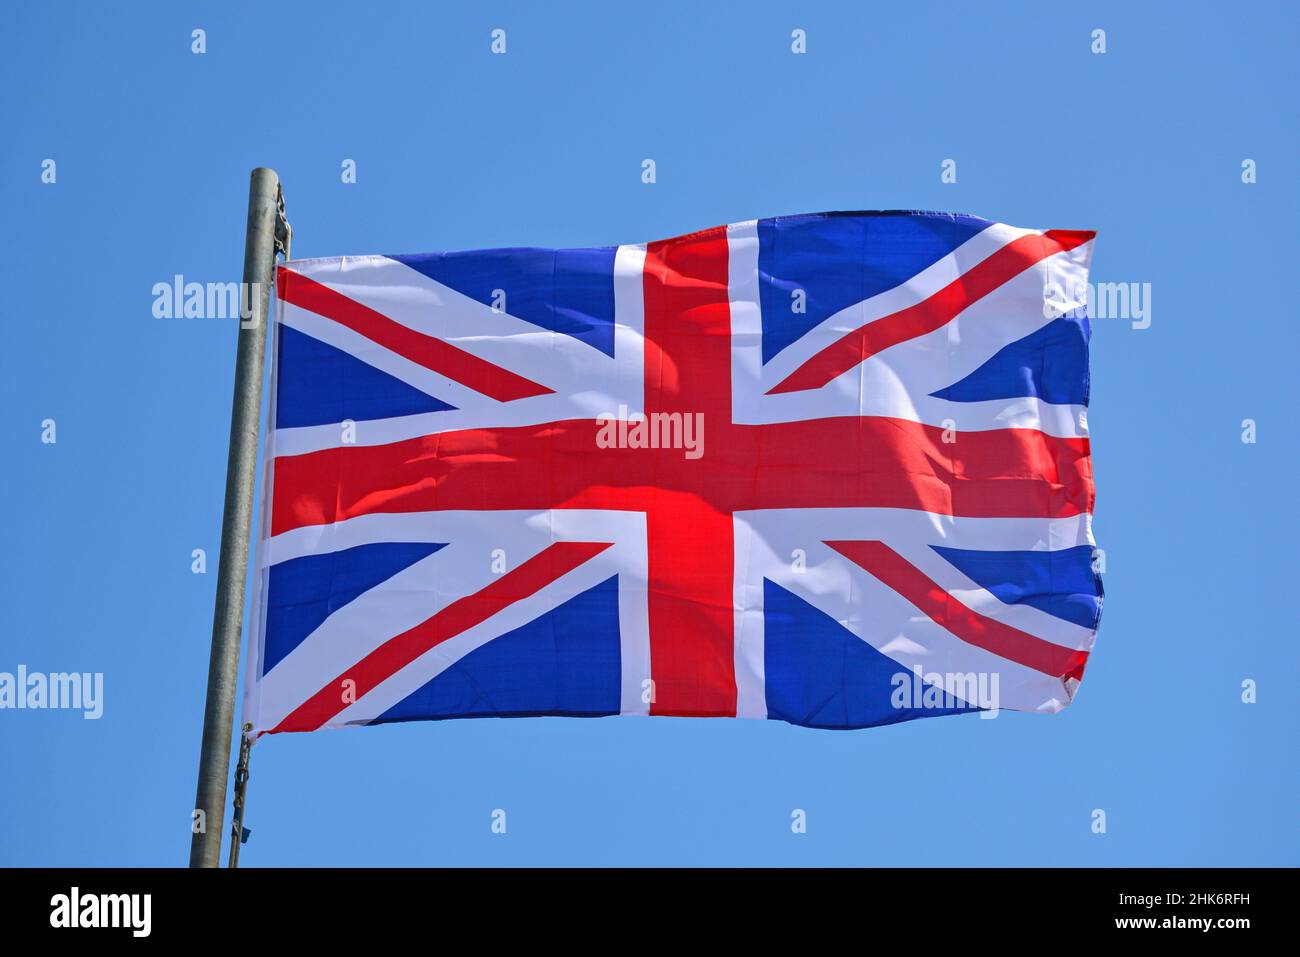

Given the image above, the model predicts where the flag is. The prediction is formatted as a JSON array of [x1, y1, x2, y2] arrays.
[[242, 211, 1102, 735]]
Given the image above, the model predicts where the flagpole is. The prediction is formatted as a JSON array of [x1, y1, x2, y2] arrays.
[[189, 168, 289, 867]]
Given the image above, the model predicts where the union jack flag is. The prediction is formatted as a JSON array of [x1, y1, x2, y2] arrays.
[[243, 211, 1102, 735]]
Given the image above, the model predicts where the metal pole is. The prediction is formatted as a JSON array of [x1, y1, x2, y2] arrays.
[[189, 168, 285, 867]]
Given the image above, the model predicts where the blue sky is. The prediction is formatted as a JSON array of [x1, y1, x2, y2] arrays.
[[1, 0, 1296, 866]]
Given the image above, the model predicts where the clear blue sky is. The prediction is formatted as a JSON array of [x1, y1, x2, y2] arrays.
[[2, 0, 1296, 866]]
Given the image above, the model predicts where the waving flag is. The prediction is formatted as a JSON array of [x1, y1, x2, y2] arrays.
[[243, 211, 1102, 735]]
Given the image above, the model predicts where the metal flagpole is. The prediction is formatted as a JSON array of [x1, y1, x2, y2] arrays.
[[190, 168, 290, 868]]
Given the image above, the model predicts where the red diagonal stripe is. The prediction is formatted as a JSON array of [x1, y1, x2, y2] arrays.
[[825, 539, 1088, 679], [768, 229, 1095, 395], [270, 540, 612, 733], [277, 267, 553, 402]]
